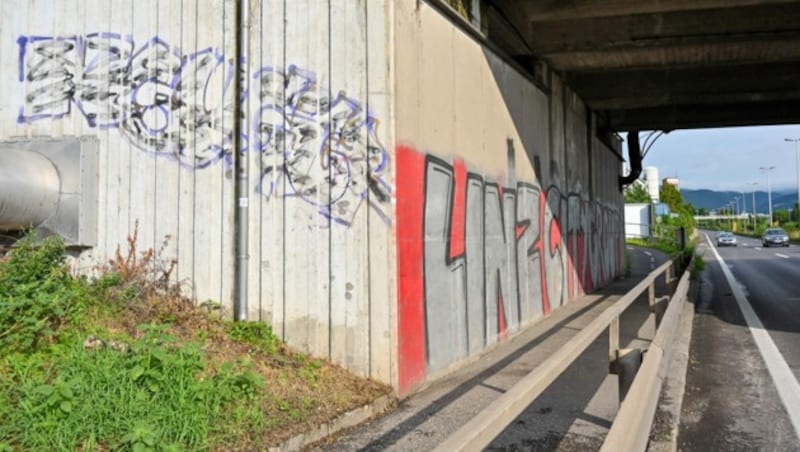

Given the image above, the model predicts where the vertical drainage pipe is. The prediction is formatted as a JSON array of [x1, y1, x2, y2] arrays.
[[233, 0, 250, 321], [618, 130, 642, 189], [0, 149, 60, 230]]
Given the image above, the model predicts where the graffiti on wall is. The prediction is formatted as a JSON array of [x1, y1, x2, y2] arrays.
[[252, 66, 392, 226], [16, 33, 391, 226], [396, 145, 623, 392]]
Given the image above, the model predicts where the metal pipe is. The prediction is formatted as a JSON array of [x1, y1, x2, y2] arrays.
[[0, 149, 60, 230], [618, 131, 642, 189], [233, 0, 251, 321]]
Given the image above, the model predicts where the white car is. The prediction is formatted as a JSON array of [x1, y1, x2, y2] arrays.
[[716, 232, 737, 247]]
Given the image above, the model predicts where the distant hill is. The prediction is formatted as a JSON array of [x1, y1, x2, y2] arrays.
[[681, 188, 797, 213]]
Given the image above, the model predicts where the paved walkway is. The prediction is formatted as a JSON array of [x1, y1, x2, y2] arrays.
[[321, 246, 679, 451]]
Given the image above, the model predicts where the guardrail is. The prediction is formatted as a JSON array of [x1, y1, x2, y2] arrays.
[[601, 253, 694, 451], [433, 252, 688, 452]]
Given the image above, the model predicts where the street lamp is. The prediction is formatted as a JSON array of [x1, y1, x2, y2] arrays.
[[784, 138, 800, 222], [760, 166, 775, 226], [728, 202, 734, 230], [750, 182, 758, 231], [741, 188, 748, 216]]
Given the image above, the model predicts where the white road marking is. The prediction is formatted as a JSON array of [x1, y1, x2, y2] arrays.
[[643, 251, 652, 257], [776, 253, 790, 259], [755, 247, 762, 251], [705, 233, 800, 438]]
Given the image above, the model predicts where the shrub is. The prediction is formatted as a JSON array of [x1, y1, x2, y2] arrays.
[[0, 234, 88, 354]]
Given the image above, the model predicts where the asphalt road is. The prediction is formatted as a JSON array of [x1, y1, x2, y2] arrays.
[[678, 230, 800, 451]]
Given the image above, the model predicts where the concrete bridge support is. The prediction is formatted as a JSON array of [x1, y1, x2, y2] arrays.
[[0, 0, 624, 395]]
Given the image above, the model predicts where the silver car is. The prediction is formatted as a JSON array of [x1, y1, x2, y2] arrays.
[[762, 228, 790, 247], [716, 232, 737, 247]]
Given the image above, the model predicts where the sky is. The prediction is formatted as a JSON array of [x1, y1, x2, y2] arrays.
[[634, 124, 800, 193]]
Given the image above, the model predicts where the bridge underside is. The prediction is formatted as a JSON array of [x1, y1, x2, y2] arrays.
[[483, 0, 800, 132]]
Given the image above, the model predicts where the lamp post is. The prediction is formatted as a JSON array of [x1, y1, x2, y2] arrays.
[[741, 188, 747, 216], [750, 182, 758, 231], [785, 138, 800, 222], [728, 202, 734, 230], [761, 166, 775, 226]]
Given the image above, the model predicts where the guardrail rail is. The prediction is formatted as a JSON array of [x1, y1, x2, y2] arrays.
[[434, 252, 692, 452]]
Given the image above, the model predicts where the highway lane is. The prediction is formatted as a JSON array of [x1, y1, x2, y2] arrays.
[[678, 230, 800, 450], [713, 231, 800, 381]]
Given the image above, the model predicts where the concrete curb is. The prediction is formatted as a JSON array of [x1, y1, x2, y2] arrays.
[[647, 278, 697, 452], [268, 395, 394, 452]]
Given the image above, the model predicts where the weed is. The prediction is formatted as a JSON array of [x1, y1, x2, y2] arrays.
[[0, 227, 392, 450], [32, 378, 79, 416], [299, 357, 323, 386], [120, 422, 158, 451], [226, 321, 279, 354], [0, 234, 88, 354], [214, 358, 265, 401], [101, 222, 182, 310], [0, 326, 272, 450], [94, 271, 123, 291], [691, 253, 706, 280]]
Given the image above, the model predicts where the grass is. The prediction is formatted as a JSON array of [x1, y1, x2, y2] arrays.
[[692, 251, 706, 280], [626, 237, 682, 256], [626, 236, 703, 278], [0, 231, 391, 451]]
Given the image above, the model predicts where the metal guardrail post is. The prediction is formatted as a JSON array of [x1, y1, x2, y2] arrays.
[[617, 348, 643, 402], [648, 279, 658, 329], [609, 317, 620, 374]]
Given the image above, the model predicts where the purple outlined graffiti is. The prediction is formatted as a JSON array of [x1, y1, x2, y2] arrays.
[[16, 33, 392, 226], [17, 34, 235, 169], [252, 66, 391, 227]]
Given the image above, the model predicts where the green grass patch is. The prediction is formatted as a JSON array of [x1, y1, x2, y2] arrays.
[[225, 320, 279, 355], [626, 237, 682, 256], [0, 232, 391, 451]]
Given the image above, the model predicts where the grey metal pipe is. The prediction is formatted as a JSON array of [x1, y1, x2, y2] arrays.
[[0, 149, 60, 230], [233, 0, 251, 321]]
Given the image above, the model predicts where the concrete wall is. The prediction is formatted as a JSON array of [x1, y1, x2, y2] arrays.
[[1, 0, 237, 308], [1, 0, 396, 384], [249, 0, 395, 385], [1, 0, 623, 394], [393, 0, 624, 394]]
